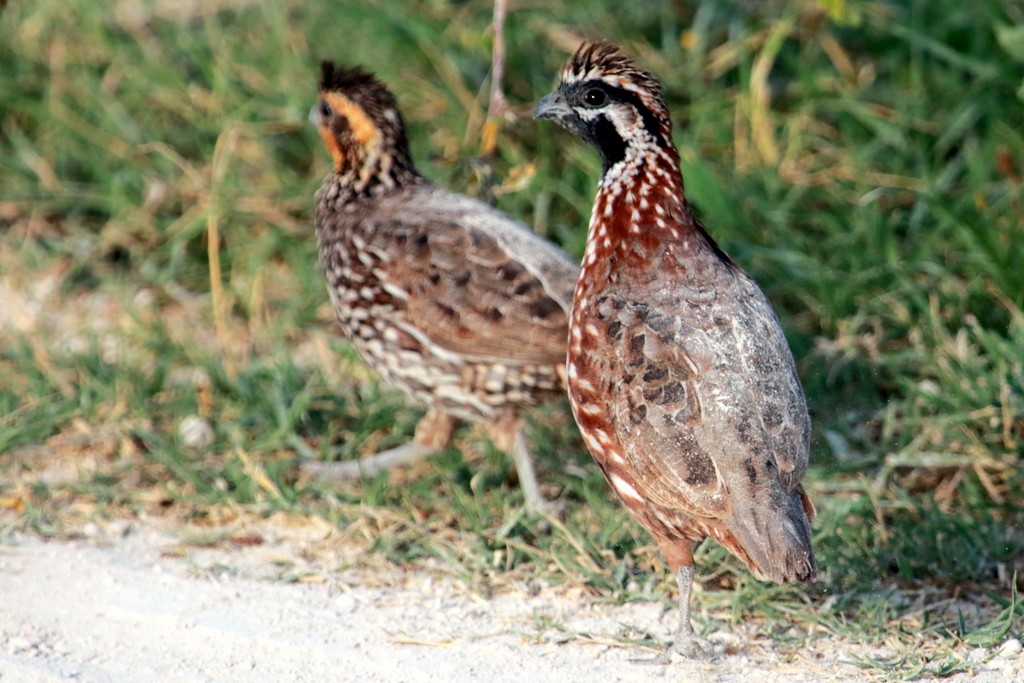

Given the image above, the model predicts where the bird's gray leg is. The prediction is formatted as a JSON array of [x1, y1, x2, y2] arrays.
[[634, 564, 713, 664], [487, 415, 552, 515]]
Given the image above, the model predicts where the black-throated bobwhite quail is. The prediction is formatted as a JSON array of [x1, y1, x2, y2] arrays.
[[305, 62, 578, 514], [535, 42, 816, 659]]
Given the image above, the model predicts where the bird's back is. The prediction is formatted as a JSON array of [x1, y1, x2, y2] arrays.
[[316, 180, 578, 421]]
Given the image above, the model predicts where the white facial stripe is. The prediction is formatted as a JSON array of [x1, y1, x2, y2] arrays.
[[560, 69, 649, 99], [584, 103, 656, 150]]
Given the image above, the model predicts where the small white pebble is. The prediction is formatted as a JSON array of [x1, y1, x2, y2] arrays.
[[178, 415, 214, 449], [133, 288, 155, 308], [996, 638, 1021, 659], [333, 594, 357, 614]]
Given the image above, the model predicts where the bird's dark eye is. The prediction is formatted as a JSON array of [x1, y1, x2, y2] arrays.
[[319, 100, 332, 118], [583, 88, 607, 107]]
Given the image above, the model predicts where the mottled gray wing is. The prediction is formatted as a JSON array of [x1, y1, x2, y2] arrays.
[[596, 275, 809, 518], [372, 186, 578, 366]]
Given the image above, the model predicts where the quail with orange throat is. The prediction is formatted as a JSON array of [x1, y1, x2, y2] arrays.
[[306, 62, 578, 514], [535, 43, 816, 659]]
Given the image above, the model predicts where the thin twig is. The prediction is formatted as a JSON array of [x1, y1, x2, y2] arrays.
[[488, 0, 508, 122], [480, 0, 508, 157]]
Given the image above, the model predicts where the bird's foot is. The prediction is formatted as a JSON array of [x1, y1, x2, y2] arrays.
[[521, 489, 563, 518], [631, 632, 714, 665], [300, 442, 436, 482]]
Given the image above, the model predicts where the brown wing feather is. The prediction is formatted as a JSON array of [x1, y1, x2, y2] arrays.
[[370, 186, 576, 366]]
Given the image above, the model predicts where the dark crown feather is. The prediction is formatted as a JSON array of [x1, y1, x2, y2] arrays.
[[319, 61, 384, 94], [567, 42, 666, 107], [568, 42, 633, 79]]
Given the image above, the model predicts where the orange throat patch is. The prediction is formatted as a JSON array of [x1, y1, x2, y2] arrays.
[[320, 91, 383, 172]]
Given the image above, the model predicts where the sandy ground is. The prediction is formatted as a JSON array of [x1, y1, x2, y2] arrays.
[[1, 518, 1021, 683]]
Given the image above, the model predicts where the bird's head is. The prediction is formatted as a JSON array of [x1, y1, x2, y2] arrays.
[[311, 62, 414, 180], [534, 42, 673, 174]]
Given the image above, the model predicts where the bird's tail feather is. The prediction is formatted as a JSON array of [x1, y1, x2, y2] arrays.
[[728, 484, 817, 584]]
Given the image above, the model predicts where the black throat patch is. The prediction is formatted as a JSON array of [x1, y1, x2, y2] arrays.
[[591, 116, 628, 172]]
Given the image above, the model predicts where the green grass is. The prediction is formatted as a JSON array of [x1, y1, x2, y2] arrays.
[[1, 0, 1022, 677]]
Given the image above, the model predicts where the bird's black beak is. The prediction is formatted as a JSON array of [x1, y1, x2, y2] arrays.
[[533, 91, 572, 122]]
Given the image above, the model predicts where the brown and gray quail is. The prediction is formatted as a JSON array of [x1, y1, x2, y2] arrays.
[[535, 42, 816, 659], [305, 62, 578, 514]]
